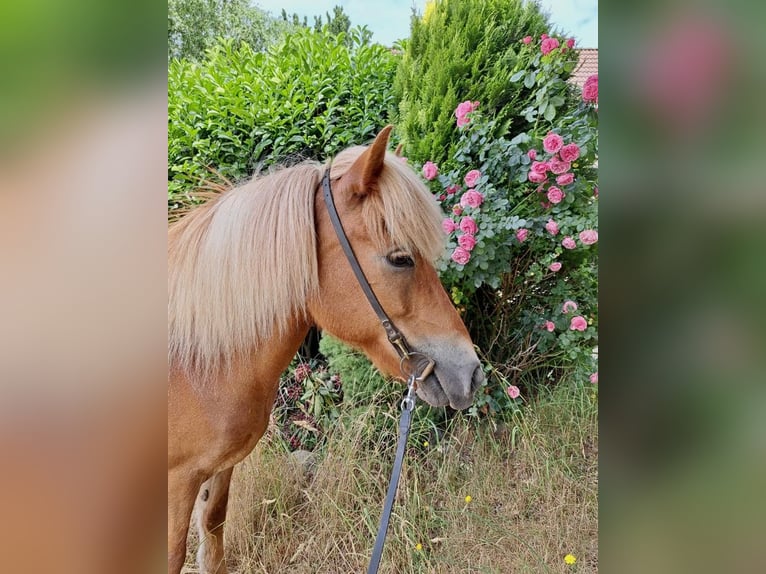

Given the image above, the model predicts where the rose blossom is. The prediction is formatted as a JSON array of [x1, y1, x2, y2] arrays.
[[541, 201, 552, 209], [531, 161, 549, 174], [464, 169, 482, 188], [546, 186, 564, 204], [562, 236, 576, 249], [556, 173, 574, 186], [541, 37, 560, 55], [422, 161, 438, 180], [527, 149, 537, 160], [562, 300, 578, 314], [442, 218, 457, 234], [545, 219, 559, 235], [452, 205, 463, 215], [455, 100, 480, 126], [439, 194, 446, 201], [566, 38, 575, 49], [579, 229, 598, 245], [541, 33, 548, 40], [589, 372, 598, 384], [548, 157, 571, 174], [507, 385, 520, 399], [451, 246, 471, 265], [460, 190, 484, 208], [528, 170, 547, 183], [583, 74, 598, 103], [459, 216, 477, 235], [594, 186, 599, 198], [446, 184, 459, 195], [516, 228, 529, 242], [559, 143, 581, 163], [456, 115, 470, 128], [544, 321, 555, 332], [458, 233, 477, 251], [543, 132, 564, 154], [570, 316, 588, 331], [549, 261, 562, 272], [522, 36, 532, 44]]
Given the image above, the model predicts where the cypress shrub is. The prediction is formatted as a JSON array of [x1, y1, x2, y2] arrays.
[[393, 0, 553, 165]]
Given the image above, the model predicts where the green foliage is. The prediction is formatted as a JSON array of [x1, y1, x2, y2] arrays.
[[393, 0, 553, 165], [318, 334, 393, 407], [167, 27, 397, 213], [168, 0, 292, 61]]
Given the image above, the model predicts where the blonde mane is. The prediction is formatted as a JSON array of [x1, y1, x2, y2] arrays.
[[168, 147, 445, 380]]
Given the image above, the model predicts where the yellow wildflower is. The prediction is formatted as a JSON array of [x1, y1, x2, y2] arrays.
[[564, 554, 577, 565], [464, 495, 472, 503], [415, 543, 423, 551]]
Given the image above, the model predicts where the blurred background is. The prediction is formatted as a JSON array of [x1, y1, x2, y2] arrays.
[[1, 0, 764, 572]]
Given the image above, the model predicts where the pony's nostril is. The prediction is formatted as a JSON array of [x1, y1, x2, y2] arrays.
[[470, 364, 484, 393]]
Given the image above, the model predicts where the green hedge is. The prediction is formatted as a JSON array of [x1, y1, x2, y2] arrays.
[[168, 27, 397, 212]]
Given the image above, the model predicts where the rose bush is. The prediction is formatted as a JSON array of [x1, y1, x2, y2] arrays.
[[414, 34, 598, 416]]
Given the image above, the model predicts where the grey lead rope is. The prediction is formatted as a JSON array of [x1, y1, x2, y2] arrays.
[[367, 374, 417, 574]]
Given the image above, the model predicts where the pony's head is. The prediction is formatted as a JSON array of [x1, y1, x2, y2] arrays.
[[309, 126, 483, 409]]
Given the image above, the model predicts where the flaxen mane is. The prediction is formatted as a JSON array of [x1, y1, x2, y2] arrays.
[[168, 147, 445, 381]]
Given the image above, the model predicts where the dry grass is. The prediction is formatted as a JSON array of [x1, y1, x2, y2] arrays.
[[184, 384, 598, 573]]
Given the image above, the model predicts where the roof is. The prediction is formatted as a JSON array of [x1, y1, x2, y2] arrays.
[[570, 48, 598, 90]]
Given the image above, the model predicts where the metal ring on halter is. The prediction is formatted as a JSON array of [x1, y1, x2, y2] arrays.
[[399, 352, 436, 383], [400, 375, 417, 412]]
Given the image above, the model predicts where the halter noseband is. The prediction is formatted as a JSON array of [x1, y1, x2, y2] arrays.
[[321, 166, 435, 384]]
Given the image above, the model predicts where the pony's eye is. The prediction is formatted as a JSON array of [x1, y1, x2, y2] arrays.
[[386, 252, 415, 268]]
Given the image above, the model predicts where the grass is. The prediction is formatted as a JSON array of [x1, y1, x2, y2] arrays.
[[184, 381, 598, 573]]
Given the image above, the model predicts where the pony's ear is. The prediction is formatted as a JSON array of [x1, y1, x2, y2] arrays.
[[346, 125, 393, 198], [394, 143, 404, 157]]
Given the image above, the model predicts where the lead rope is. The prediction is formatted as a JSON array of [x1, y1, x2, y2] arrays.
[[367, 373, 417, 574]]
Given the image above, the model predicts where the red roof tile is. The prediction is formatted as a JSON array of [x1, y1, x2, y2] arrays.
[[570, 48, 598, 90]]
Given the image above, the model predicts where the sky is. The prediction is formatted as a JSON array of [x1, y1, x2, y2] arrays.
[[255, 0, 598, 48]]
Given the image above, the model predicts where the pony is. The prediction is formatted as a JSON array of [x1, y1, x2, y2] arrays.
[[168, 126, 483, 574]]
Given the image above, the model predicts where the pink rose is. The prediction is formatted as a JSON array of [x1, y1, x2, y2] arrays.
[[562, 236, 576, 249], [456, 115, 470, 128], [567, 38, 575, 49], [541, 33, 548, 40], [556, 173, 574, 186], [516, 228, 529, 242], [593, 186, 599, 198], [548, 157, 571, 174], [541, 201, 552, 209], [422, 161, 438, 180], [507, 385, 520, 399], [589, 372, 598, 384], [562, 300, 578, 314], [454, 100, 480, 126], [464, 169, 482, 188], [544, 321, 555, 332], [460, 190, 484, 208], [543, 132, 564, 154], [446, 184, 459, 195], [541, 37, 560, 55], [528, 170, 547, 183], [522, 36, 532, 44], [459, 216, 477, 235], [451, 246, 471, 265], [531, 161, 549, 174], [452, 205, 463, 215], [570, 316, 587, 331], [458, 233, 477, 251], [549, 261, 562, 272], [583, 74, 598, 103], [546, 186, 564, 204], [442, 218, 457, 234], [439, 194, 446, 201], [527, 149, 537, 160], [545, 219, 559, 235], [579, 229, 598, 245], [559, 143, 581, 163]]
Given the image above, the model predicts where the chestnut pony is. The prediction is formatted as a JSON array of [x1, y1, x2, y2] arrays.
[[168, 126, 483, 574]]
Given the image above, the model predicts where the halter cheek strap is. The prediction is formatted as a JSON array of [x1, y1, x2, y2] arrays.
[[321, 166, 434, 382]]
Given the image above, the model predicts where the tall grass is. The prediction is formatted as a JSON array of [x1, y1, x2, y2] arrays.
[[184, 381, 597, 573]]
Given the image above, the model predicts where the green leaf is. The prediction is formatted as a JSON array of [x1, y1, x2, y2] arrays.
[[544, 102, 556, 121], [524, 71, 536, 89]]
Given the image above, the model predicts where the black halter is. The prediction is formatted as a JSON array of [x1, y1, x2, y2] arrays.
[[321, 165, 434, 574]]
